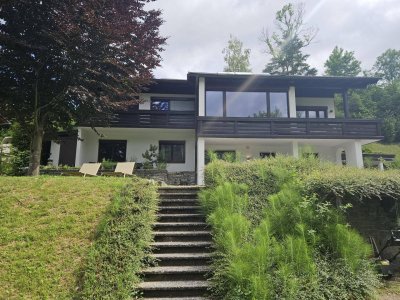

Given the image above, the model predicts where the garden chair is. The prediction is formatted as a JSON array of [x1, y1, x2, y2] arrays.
[[114, 162, 135, 177], [79, 163, 101, 177]]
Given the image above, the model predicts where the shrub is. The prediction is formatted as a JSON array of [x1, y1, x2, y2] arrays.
[[76, 177, 158, 299], [201, 157, 385, 299]]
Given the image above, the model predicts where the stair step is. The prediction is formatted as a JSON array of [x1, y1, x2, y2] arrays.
[[152, 241, 212, 254], [159, 200, 201, 207], [143, 265, 211, 275], [159, 193, 198, 199], [154, 231, 211, 242], [158, 206, 202, 214], [157, 213, 205, 222], [152, 253, 213, 260], [154, 222, 209, 232], [139, 280, 209, 297]]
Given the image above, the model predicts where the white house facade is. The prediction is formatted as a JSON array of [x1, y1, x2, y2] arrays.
[[48, 72, 383, 185]]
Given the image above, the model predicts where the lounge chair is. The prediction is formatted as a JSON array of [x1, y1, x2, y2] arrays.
[[79, 163, 101, 177], [114, 162, 135, 177]]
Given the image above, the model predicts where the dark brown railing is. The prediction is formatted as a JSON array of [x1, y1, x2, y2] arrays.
[[197, 117, 383, 139], [89, 111, 196, 129]]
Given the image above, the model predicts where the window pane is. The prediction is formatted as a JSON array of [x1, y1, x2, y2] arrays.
[[297, 111, 306, 118], [270, 92, 288, 117], [98, 140, 127, 162], [170, 99, 195, 111], [151, 100, 169, 111], [206, 91, 223, 116], [159, 141, 185, 163], [226, 92, 267, 117], [172, 144, 185, 162], [319, 110, 326, 118], [308, 111, 317, 118]]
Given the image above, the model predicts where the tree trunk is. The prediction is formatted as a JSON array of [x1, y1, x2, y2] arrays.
[[27, 125, 44, 176]]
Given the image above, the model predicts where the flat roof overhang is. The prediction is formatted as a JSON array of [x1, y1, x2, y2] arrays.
[[187, 72, 380, 97]]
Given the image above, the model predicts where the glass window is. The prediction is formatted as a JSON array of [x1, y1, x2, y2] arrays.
[[170, 99, 195, 111], [270, 92, 288, 117], [319, 110, 326, 118], [98, 140, 127, 162], [308, 111, 317, 118], [297, 111, 306, 118], [159, 141, 185, 163], [206, 91, 224, 116], [226, 92, 267, 117], [151, 99, 169, 111]]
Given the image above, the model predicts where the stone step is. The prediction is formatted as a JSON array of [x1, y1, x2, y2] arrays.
[[143, 266, 211, 281], [154, 231, 212, 242], [158, 186, 202, 194], [159, 192, 198, 200], [139, 280, 209, 298], [152, 253, 213, 267], [153, 222, 209, 232], [151, 241, 213, 254], [159, 199, 200, 207], [157, 213, 205, 223], [158, 206, 202, 214]]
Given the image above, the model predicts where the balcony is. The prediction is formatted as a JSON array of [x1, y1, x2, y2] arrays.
[[197, 117, 383, 139], [87, 111, 196, 129]]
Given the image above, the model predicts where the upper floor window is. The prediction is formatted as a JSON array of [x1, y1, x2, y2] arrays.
[[151, 97, 195, 112], [296, 106, 327, 119], [205, 90, 288, 118]]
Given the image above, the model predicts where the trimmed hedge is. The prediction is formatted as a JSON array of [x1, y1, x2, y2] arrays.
[[76, 177, 158, 299]]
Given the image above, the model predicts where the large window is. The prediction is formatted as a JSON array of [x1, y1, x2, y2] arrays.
[[205, 90, 288, 118], [98, 140, 127, 162], [296, 106, 327, 119], [226, 92, 267, 117], [159, 141, 185, 163]]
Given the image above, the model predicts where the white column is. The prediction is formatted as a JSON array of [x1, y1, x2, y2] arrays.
[[197, 137, 205, 185], [75, 128, 82, 167], [198, 77, 205, 116], [49, 141, 60, 166], [288, 86, 297, 118], [344, 141, 364, 168], [290, 141, 299, 158]]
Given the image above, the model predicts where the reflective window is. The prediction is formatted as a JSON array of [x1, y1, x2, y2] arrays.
[[206, 91, 224, 116], [309, 111, 317, 118], [270, 92, 288, 117], [98, 140, 127, 162], [159, 141, 185, 163], [297, 111, 306, 118], [151, 99, 169, 111], [226, 92, 267, 117], [296, 106, 328, 119]]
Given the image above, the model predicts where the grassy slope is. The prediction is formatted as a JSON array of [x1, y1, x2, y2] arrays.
[[0, 176, 129, 299], [364, 142, 400, 157]]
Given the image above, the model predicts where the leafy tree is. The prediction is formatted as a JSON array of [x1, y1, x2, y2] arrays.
[[372, 49, 400, 82], [324, 46, 362, 76], [0, 0, 166, 175], [262, 3, 317, 75], [222, 35, 252, 72]]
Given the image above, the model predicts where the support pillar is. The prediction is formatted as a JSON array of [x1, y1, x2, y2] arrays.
[[288, 86, 297, 118], [197, 138, 205, 185], [290, 141, 299, 158], [344, 141, 363, 168], [75, 128, 82, 167]]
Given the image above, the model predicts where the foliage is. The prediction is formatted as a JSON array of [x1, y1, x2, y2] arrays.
[[101, 159, 118, 171], [0, 176, 128, 299], [0, 0, 166, 175], [262, 3, 317, 75], [77, 177, 158, 299], [142, 144, 167, 170], [372, 49, 400, 82], [324, 46, 362, 76], [222, 35, 252, 72], [200, 160, 381, 299]]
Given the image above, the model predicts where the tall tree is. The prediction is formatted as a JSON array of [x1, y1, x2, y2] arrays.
[[0, 0, 166, 175], [222, 35, 252, 72], [372, 49, 400, 82], [262, 3, 317, 75], [324, 46, 362, 76]]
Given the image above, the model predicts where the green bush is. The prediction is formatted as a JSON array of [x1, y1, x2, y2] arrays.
[[201, 157, 386, 299], [76, 177, 158, 299]]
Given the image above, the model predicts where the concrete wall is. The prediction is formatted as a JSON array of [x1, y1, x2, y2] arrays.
[[76, 127, 196, 172], [296, 97, 336, 118]]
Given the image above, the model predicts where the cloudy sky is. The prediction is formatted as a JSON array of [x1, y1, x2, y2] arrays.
[[147, 0, 400, 79]]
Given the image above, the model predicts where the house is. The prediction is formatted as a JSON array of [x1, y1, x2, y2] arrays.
[[48, 72, 383, 185]]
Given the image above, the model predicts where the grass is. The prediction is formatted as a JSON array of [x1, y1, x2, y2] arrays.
[[364, 142, 400, 157], [0, 176, 129, 299]]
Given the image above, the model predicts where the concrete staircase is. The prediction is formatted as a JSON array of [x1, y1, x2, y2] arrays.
[[138, 186, 212, 300]]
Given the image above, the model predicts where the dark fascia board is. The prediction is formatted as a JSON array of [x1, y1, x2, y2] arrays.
[[187, 72, 380, 91], [144, 78, 195, 95]]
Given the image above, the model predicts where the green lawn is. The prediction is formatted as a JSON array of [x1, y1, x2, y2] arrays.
[[364, 142, 400, 157], [0, 176, 129, 299]]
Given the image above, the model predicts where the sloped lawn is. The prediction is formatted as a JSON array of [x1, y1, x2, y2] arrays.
[[0, 176, 128, 299]]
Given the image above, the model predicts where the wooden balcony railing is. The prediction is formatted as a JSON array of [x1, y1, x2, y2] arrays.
[[87, 111, 196, 129], [197, 117, 383, 139]]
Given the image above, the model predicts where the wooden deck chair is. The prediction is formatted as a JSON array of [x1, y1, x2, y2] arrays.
[[114, 162, 135, 177], [79, 163, 101, 177]]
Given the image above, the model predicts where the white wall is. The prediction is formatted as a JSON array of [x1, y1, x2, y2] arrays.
[[296, 97, 336, 118], [49, 141, 60, 166], [77, 127, 196, 172]]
